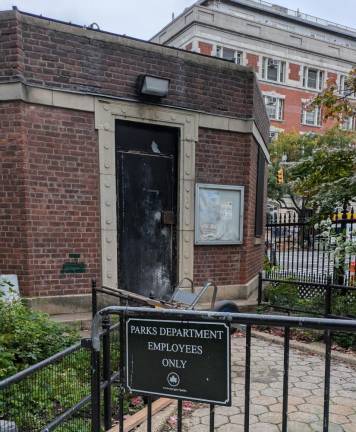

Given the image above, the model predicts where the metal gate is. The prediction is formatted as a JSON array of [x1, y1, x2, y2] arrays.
[[91, 307, 356, 432]]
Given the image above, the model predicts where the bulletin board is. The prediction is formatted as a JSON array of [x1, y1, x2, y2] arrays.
[[195, 184, 244, 245]]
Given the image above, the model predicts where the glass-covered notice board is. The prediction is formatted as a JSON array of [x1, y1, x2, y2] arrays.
[[195, 184, 244, 245]]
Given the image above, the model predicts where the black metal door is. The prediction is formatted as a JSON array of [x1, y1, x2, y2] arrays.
[[116, 120, 178, 299]]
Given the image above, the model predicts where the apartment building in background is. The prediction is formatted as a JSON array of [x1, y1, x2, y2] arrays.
[[151, 0, 356, 139]]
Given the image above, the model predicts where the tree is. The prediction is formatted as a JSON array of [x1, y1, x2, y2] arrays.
[[269, 129, 356, 218], [268, 132, 317, 218], [311, 67, 356, 122]]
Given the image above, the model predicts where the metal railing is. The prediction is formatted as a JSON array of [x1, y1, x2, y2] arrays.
[[91, 306, 356, 432], [258, 272, 356, 319], [265, 209, 356, 286], [235, 0, 356, 35], [0, 321, 120, 432]]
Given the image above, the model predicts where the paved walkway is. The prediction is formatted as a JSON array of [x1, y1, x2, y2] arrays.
[[184, 336, 356, 432]]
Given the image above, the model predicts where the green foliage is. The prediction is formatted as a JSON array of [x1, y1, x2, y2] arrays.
[[0, 297, 139, 430], [265, 282, 356, 349], [289, 129, 356, 216], [0, 300, 78, 380], [263, 255, 274, 272], [311, 67, 356, 122], [268, 129, 356, 217], [265, 281, 300, 308], [0, 349, 91, 431]]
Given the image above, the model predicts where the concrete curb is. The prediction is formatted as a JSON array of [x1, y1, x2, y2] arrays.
[[252, 330, 356, 367]]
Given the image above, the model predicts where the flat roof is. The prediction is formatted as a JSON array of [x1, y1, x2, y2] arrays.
[[202, 0, 356, 40]]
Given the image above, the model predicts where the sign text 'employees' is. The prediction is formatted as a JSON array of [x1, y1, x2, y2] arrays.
[[126, 319, 231, 405]]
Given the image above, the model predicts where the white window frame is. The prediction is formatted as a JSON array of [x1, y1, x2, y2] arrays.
[[216, 46, 243, 65], [301, 103, 322, 127], [269, 126, 284, 142], [340, 74, 356, 98], [302, 66, 324, 91], [263, 95, 284, 121], [340, 74, 347, 93], [341, 116, 355, 131], [262, 57, 286, 83]]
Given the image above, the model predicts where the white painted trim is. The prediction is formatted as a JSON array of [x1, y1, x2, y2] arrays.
[[262, 90, 286, 99], [95, 98, 198, 289]]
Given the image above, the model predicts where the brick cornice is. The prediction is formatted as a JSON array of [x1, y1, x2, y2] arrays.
[[0, 9, 254, 77]]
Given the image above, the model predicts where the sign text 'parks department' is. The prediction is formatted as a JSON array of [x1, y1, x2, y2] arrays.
[[126, 319, 231, 405]]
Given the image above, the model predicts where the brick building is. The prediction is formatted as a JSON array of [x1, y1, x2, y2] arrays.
[[151, 0, 356, 140], [0, 9, 269, 311]]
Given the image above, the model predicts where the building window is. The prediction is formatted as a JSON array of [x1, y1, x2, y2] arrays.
[[340, 75, 347, 93], [340, 74, 355, 97], [255, 147, 266, 237], [262, 57, 286, 83], [302, 66, 324, 90], [341, 116, 355, 131], [269, 130, 281, 141], [216, 46, 243, 65], [263, 95, 284, 121], [301, 104, 322, 126]]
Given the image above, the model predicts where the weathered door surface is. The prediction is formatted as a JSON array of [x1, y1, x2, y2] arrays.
[[116, 121, 178, 299]]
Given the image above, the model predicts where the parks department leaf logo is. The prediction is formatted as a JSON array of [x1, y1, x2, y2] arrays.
[[167, 372, 180, 387]]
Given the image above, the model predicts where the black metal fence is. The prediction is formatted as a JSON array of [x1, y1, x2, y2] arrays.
[[91, 306, 356, 432], [2, 281, 356, 432], [265, 209, 356, 286], [0, 282, 160, 432], [258, 273, 356, 319], [0, 320, 119, 432]]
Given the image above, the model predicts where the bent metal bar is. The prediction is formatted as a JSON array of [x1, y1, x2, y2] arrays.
[[91, 307, 356, 432]]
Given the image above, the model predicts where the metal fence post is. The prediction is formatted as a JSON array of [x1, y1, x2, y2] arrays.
[[257, 272, 263, 305], [103, 317, 112, 430], [336, 206, 348, 285], [92, 279, 97, 318], [325, 277, 332, 317], [119, 315, 125, 432], [91, 343, 101, 432]]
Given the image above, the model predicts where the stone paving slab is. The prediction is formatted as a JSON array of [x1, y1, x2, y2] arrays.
[[182, 336, 356, 431]]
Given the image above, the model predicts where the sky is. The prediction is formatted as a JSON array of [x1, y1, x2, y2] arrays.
[[0, 0, 355, 41]]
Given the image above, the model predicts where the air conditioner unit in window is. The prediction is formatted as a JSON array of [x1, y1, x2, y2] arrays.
[[268, 59, 279, 67]]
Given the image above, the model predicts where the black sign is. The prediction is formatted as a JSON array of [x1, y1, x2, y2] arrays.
[[126, 319, 231, 405]]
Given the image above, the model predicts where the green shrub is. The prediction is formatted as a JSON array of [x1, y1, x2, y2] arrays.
[[264, 281, 356, 350], [0, 300, 78, 380], [263, 255, 274, 272], [265, 281, 300, 308], [0, 296, 140, 430]]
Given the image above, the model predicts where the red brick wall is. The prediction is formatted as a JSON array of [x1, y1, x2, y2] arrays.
[[327, 72, 337, 83], [198, 41, 213, 55], [0, 14, 23, 81], [0, 101, 101, 297], [24, 104, 101, 296], [194, 129, 265, 285], [0, 12, 269, 296], [0, 13, 269, 143], [0, 102, 33, 295], [185, 42, 193, 51], [289, 63, 300, 81], [246, 53, 259, 72], [10, 16, 262, 126], [260, 82, 335, 133]]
